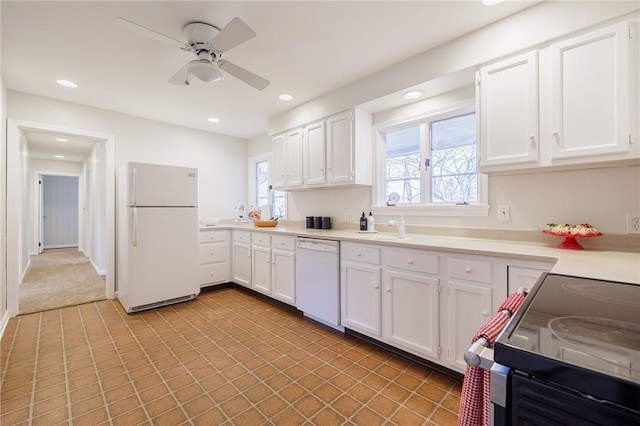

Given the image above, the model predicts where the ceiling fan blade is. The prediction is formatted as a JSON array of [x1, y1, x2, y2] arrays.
[[113, 17, 185, 49], [219, 60, 270, 90], [168, 63, 191, 86], [210, 17, 256, 53]]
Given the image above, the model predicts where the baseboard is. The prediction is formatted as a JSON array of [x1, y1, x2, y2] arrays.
[[20, 258, 32, 283], [0, 311, 11, 342], [90, 258, 106, 276]]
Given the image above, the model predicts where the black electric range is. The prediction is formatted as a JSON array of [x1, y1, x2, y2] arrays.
[[494, 273, 640, 425]]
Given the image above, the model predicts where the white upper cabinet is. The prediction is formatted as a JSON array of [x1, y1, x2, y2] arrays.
[[326, 109, 372, 187], [303, 120, 326, 186], [272, 133, 287, 190], [549, 22, 634, 161], [272, 129, 304, 190], [478, 51, 540, 168], [478, 21, 638, 173]]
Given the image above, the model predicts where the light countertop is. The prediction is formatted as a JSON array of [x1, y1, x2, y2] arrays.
[[200, 224, 640, 285]]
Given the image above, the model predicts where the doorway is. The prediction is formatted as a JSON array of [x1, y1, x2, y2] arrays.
[[6, 119, 116, 317]]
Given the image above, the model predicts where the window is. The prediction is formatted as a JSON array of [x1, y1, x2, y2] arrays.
[[249, 156, 287, 218], [376, 101, 487, 215]]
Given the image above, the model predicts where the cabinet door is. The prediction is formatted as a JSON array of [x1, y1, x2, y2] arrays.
[[447, 280, 492, 372], [272, 133, 287, 190], [383, 270, 440, 360], [272, 249, 295, 305], [341, 261, 381, 337], [252, 246, 271, 295], [232, 243, 251, 287], [508, 266, 548, 294], [550, 22, 632, 159], [326, 111, 355, 184], [479, 51, 539, 168], [304, 120, 326, 186], [286, 128, 304, 188]]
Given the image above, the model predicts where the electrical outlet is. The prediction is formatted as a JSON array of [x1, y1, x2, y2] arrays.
[[627, 214, 640, 234], [498, 205, 510, 221]]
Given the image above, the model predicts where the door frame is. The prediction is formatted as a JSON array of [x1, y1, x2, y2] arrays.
[[7, 119, 115, 317], [35, 172, 82, 253]]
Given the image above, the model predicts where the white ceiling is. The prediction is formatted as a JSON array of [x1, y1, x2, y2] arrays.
[[2, 0, 537, 161]]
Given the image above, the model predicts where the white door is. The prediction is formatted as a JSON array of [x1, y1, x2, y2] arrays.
[[41, 175, 79, 249], [341, 261, 381, 336], [252, 246, 271, 295], [447, 280, 492, 372], [326, 111, 354, 184], [303, 120, 326, 186], [124, 207, 198, 308], [126, 162, 198, 207], [479, 51, 539, 168], [384, 270, 440, 360], [550, 22, 632, 159]]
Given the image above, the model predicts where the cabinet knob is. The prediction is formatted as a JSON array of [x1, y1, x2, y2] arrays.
[[386, 288, 391, 293], [553, 131, 560, 144], [374, 285, 380, 290], [529, 135, 536, 146], [408, 259, 414, 264], [482, 311, 489, 316], [357, 253, 362, 256], [210, 252, 214, 256], [465, 267, 472, 273]]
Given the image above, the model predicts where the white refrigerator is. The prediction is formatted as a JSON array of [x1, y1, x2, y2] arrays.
[[116, 162, 199, 313]]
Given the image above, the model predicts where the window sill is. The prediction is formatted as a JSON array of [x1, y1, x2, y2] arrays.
[[370, 204, 490, 217]]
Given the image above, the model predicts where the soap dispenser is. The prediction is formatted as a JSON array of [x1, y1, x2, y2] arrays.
[[360, 212, 368, 231], [367, 212, 375, 231], [398, 215, 406, 239]]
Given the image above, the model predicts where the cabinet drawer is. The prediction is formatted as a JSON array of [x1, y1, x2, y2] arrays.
[[199, 230, 228, 243], [449, 257, 493, 284], [272, 235, 294, 251], [385, 248, 439, 275], [233, 231, 251, 244], [198, 243, 228, 264], [342, 242, 380, 265], [198, 263, 227, 285], [253, 233, 271, 247]]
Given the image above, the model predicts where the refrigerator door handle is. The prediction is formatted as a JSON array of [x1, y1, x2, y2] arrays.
[[132, 167, 138, 206], [132, 207, 138, 247]]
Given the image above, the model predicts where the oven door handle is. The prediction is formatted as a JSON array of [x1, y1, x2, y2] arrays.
[[490, 363, 510, 409]]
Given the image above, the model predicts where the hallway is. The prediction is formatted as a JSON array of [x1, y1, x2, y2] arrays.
[[19, 248, 106, 315]]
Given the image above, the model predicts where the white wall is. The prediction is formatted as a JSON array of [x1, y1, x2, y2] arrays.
[[8, 91, 248, 219], [0, 8, 7, 329], [84, 141, 107, 273]]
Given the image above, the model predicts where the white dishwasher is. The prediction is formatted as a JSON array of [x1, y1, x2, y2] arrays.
[[295, 238, 342, 331]]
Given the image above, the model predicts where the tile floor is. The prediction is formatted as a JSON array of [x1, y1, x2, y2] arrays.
[[1, 287, 462, 425]]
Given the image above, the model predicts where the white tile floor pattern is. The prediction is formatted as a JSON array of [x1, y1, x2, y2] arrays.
[[1, 287, 461, 425]]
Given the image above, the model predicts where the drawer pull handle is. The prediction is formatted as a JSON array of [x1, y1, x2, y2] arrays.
[[465, 267, 472, 273], [408, 259, 414, 264]]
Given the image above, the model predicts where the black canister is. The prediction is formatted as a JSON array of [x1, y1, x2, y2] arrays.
[[321, 217, 332, 229], [314, 216, 322, 229], [306, 216, 314, 228]]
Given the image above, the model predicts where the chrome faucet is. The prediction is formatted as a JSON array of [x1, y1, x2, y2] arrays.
[[388, 216, 406, 239]]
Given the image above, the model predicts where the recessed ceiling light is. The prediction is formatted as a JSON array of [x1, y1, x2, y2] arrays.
[[56, 79, 78, 88], [278, 94, 293, 101], [54, 155, 65, 159], [402, 90, 424, 100], [55, 138, 68, 142], [207, 117, 220, 123], [482, 0, 505, 5]]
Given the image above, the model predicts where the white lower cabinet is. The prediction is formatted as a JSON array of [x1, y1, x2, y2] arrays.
[[198, 229, 230, 287], [232, 231, 251, 287], [383, 269, 440, 360], [252, 245, 272, 295], [271, 236, 296, 305], [341, 242, 382, 337]]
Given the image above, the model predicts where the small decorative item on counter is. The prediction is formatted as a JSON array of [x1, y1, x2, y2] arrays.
[[254, 217, 278, 227], [306, 216, 314, 228], [321, 217, 332, 229], [314, 216, 322, 229], [248, 208, 262, 222], [543, 223, 602, 250]]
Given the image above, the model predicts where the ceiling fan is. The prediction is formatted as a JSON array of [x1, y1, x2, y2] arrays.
[[113, 17, 270, 90]]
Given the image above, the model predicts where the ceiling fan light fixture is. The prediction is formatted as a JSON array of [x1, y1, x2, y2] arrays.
[[188, 59, 224, 83]]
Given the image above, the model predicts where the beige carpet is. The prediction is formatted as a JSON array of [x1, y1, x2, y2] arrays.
[[19, 248, 106, 315]]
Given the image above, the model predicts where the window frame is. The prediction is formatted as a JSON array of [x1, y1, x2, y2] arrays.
[[372, 99, 488, 217], [248, 154, 287, 219]]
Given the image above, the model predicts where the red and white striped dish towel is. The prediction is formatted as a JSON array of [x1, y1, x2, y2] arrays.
[[457, 292, 526, 426]]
